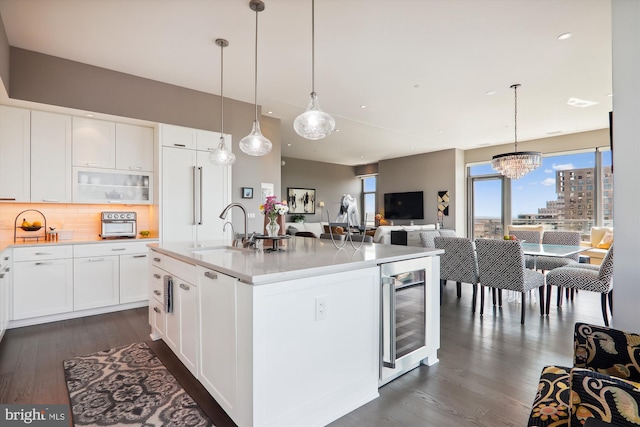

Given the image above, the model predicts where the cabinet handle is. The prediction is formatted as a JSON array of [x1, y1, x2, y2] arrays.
[[153, 307, 161, 313], [173, 143, 186, 147], [0, 274, 4, 279], [35, 252, 53, 256], [179, 283, 190, 291], [133, 254, 147, 258], [128, 166, 142, 170], [5, 267, 9, 272], [111, 248, 126, 251], [88, 258, 105, 262], [192, 166, 197, 225], [86, 162, 100, 167], [42, 199, 59, 202], [0, 197, 16, 201], [153, 290, 161, 296], [35, 261, 53, 266], [3, 256, 8, 260], [203, 271, 218, 280], [153, 257, 161, 262], [198, 166, 203, 225], [153, 273, 161, 279]]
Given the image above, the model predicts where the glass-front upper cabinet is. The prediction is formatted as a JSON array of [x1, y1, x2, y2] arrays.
[[73, 168, 152, 204]]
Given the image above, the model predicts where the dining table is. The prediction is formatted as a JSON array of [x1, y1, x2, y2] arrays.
[[521, 242, 590, 314]]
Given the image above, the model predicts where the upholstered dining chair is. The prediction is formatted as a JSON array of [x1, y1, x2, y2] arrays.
[[437, 229, 457, 238], [508, 229, 542, 244], [545, 245, 614, 326], [434, 236, 480, 312], [418, 230, 441, 249], [474, 238, 545, 324]]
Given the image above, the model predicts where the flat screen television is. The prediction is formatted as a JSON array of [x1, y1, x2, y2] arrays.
[[384, 191, 424, 220]]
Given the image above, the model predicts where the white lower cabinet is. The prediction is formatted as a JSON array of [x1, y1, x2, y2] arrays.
[[198, 266, 238, 412], [13, 248, 74, 320], [74, 255, 119, 310], [0, 250, 12, 342], [120, 252, 149, 303], [165, 276, 198, 376]]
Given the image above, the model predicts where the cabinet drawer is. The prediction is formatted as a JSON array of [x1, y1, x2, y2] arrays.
[[13, 245, 73, 261], [150, 266, 164, 303], [150, 251, 196, 284], [74, 242, 150, 257]]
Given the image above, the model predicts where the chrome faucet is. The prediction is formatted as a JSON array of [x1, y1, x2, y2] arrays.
[[219, 203, 250, 248]]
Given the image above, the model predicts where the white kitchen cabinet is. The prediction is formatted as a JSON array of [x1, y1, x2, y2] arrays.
[[73, 168, 152, 204], [0, 106, 30, 202], [196, 129, 218, 152], [13, 246, 74, 320], [0, 250, 12, 342], [120, 251, 149, 303], [74, 255, 120, 311], [164, 274, 198, 376], [31, 111, 72, 203], [72, 117, 116, 168], [161, 144, 231, 242], [198, 266, 238, 411], [115, 123, 154, 172], [161, 124, 196, 149]]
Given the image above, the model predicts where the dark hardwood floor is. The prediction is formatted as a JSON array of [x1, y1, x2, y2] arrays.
[[0, 284, 606, 426]]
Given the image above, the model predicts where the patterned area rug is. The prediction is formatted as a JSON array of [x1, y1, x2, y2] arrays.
[[63, 342, 213, 426]]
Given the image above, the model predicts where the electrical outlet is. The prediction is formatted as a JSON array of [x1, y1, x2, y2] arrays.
[[315, 296, 327, 321]]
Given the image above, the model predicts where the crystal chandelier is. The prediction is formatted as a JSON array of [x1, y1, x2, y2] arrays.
[[239, 0, 272, 156], [210, 38, 236, 166], [491, 84, 541, 179], [293, 0, 335, 140]]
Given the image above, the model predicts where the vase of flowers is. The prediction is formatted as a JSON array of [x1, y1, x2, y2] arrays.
[[260, 196, 289, 237]]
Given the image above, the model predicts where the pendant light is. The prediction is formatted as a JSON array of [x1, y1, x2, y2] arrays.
[[239, 0, 272, 156], [491, 84, 542, 179], [293, 0, 335, 140], [210, 38, 236, 166]]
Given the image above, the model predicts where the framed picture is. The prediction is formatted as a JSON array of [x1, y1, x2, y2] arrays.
[[287, 187, 316, 214], [242, 187, 253, 199], [261, 182, 274, 204]]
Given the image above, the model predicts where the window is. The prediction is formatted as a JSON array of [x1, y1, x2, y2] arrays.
[[362, 176, 376, 226]]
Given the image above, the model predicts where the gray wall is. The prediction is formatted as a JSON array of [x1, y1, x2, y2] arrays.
[[0, 14, 8, 95], [611, 0, 639, 331], [7, 47, 281, 232], [378, 149, 461, 231], [281, 157, 361, 224]]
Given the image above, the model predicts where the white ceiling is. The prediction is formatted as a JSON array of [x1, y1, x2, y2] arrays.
[[0, 0, 612, 166]]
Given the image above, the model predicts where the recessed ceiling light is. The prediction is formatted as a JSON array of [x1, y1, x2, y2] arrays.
[[85, 113, 94, 117], [267, 110, 273, 114], [438, 130, 444, 133], [360, 156, 364, 159], [567, 97, 598, 108], [410, 145, 415, 149], [334, 129, 340, 132], [287, 143, 292, 147], [558, 32, 572, 40], [360, 105, 367, 109], [485, 90, 496, 96]]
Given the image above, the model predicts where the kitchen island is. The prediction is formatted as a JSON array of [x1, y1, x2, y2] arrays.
[[148, 237, 442, 427]]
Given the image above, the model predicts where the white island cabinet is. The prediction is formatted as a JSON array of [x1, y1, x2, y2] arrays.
[[148, 238, 442, 427]]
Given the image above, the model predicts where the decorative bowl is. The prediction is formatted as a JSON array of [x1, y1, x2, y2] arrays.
[[21, 225, 42, 231]]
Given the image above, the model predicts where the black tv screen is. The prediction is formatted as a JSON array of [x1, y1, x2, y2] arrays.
[[384, 191, 424, 220]]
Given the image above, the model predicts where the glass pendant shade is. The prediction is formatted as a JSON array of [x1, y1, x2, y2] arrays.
[[239, 120, 272, 156], [209, 136, 236, 166], [294, 92, 335, 140], [491, 151, 542, 180]]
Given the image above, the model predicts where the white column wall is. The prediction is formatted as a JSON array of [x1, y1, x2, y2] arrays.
[[611, 0, 640, 330]]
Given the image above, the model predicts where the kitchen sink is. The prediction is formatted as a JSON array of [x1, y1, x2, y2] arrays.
[[188, 245, 249, 255]]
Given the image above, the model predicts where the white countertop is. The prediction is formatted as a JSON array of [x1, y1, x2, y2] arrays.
[[0, 237, 158, 253], [149, 238, 443, 285]]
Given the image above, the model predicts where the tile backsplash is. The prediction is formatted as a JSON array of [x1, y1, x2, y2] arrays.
[[0, 203, 157, 242]]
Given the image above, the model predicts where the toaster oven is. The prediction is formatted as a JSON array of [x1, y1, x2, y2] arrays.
[[101, 211, 137, 239]]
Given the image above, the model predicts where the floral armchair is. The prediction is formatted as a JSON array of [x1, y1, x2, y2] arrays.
[[528, 322, 640, 426]]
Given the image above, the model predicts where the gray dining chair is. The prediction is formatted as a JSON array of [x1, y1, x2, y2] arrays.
[[418, 230, 441, 249], [530, 231, 581, 270], [475, 238, 545, 324], [508, 230, 542, 244], [438, 229, 457, 238], [434, 236, 480, 312], [545, 245, 614, 326]]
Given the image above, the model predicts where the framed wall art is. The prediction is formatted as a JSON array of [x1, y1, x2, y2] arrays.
[[287, 187, 316, 214], [242, 187, 253, 199]]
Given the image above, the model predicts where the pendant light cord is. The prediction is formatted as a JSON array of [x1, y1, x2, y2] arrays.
[[254, 6, 259, 121], [220, 42, 225, 136], [311, 0, 315, 94], [512, 83, 519, 152]]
